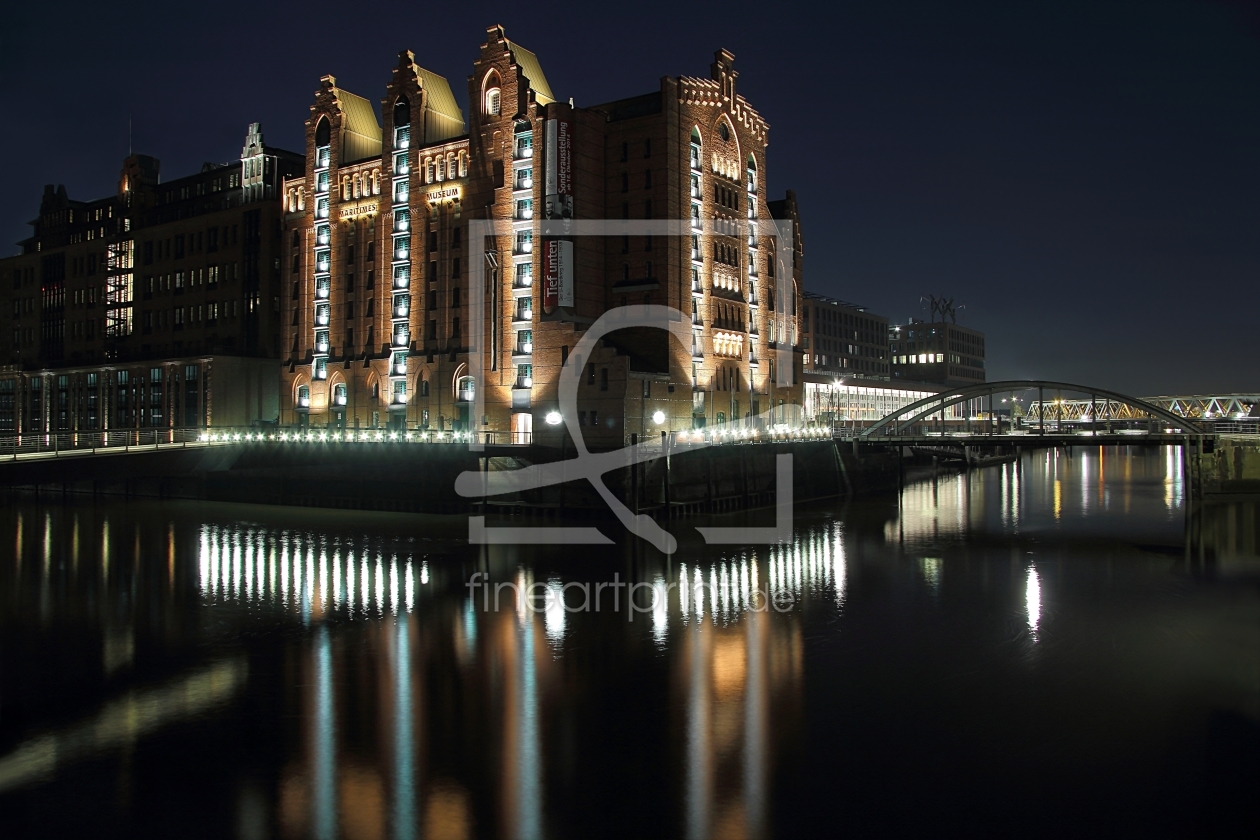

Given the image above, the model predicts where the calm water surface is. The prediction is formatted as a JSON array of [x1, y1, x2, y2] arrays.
[[1, 446, 1257, 838]]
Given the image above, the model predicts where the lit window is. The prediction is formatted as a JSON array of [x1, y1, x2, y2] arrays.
[[485, 88, 501, 116]]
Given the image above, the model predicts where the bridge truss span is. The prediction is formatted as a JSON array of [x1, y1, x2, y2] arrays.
[[859, 380, 1203, 438]]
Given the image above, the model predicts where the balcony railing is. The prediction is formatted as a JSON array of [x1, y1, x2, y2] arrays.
[[392, 331, 410, 348], [457, 387, 476, 402], [514, 341, 533, 355], [315, 282, 330, 300], [514, 307, 534, 322], [513, 377, 533, 389], [393, 303, 410, 318], [514, 173, 533, 191]]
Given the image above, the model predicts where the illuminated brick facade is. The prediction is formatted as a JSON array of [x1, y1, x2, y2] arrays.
[[278, 25, 805, 443]]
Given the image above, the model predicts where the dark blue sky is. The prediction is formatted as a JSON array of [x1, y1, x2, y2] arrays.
[[4, 1, 1256, 395]]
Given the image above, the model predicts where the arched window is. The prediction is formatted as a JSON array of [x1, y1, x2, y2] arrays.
[[420, 378, 429, 397], [314, 117, 330, 147], [393, 95, 410, 127], [485, 87, 501, 116], [297, 385, 310, 409], [333, 383, 347, 406], [718, 122, 729, 142], [457, 376, 475, 401]]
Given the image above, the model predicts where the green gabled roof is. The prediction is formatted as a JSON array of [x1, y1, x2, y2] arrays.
[[414, 66, 465, 142], [415, 67, 463, 124], [505, 40, 555, 104], [338, 89, 382, 163]]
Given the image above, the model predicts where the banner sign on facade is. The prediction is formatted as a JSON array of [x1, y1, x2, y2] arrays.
[[544, 116, 573, 225], [543, 239, 573, 314]]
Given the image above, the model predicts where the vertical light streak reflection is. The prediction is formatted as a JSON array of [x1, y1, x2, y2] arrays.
[[460, 597, 478, 663], [42, 511, 51, 578], [280, 543, 290, 608], [14, 511, 22, 573], [333, 551, 342, 611], [390, 556, 399, 616], [651, 575, 668, 645], [708, 567, 718, 625], [742, 607, 766, 840], [1026, 566, 1041, 640], [405, 562, 415, 613], [679, 563, 690, 621], [199, 527, 211, 597], [544, 580, 565, 648], [375, 555, 385, 617], [515, 595, 542, 840], [393, 612, 416, 840], [832, 526, 847, 608], [302, 546, 314, 626], [268, 545, 277, 602], [101, 519, 110, 583], [232, 535, 242, 601], [345, 550, 355, 616], [685, 615, 711, 840], [319, 549, 330, 614], [694, 566, 704, 621], [243, 533, 254, 602], [313, 625, 337, 840]]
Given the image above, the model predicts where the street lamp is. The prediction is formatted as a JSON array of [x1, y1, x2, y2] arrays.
[[652, 410, 666, 425]]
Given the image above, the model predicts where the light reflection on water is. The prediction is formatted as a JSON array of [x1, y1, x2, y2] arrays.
[[0, 444, 1257, 838]]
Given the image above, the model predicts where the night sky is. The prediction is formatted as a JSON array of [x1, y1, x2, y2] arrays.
[[5, 1, 1256, 396]]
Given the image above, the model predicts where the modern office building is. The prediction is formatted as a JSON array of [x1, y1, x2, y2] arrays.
[[279, 25, 803, 444], [0, 125, 302, 433], [800, 291, 889, 379], [888, 318, 985, 386]]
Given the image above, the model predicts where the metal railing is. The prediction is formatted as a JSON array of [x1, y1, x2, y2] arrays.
[[200, 428, 533, 447], [0, 428, 205, 460]]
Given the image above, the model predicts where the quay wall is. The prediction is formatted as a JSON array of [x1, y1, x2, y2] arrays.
[[0, 440, 908, 515]]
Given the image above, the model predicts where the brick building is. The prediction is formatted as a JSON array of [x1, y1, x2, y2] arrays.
[[0, 124, 302, 433], [280, 25, 803, 445]]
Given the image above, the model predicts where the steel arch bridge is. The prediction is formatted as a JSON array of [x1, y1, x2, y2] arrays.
[[859, 380, 1201, 438]]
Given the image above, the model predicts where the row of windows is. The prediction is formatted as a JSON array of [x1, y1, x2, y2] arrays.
[[141, 227, 240, 264]]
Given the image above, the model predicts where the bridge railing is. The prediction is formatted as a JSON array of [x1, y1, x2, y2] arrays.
[[201, 428, 535, 446], [0, 428, 206, 460]]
